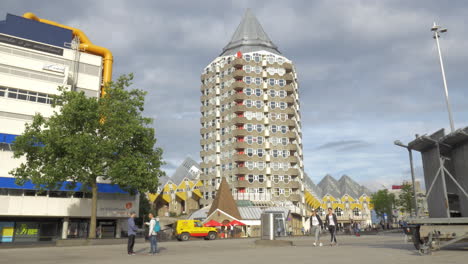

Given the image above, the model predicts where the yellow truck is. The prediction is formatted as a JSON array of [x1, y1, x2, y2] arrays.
[[174, 220, 217, 241]]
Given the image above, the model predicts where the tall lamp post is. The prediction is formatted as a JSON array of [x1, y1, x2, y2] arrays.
[[431, 22, 455, 132], [394, 140, 419, 218]]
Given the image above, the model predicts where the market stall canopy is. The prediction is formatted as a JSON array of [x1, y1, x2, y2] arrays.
[[229, 220, 246, 226], [204, 220, 223, 227]]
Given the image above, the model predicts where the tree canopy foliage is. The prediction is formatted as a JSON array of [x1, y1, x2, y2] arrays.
[[10, 74, 164, 238], [396, 183, 414, 214], [371, 189, 396, 221]]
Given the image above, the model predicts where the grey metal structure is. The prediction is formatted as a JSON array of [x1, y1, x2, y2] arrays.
[[261, 211, 287, 238], [260, 213, 275, 240], [408, 128, 468, 218], [220, 9, 280, 56], [402, 127, 468, 254]]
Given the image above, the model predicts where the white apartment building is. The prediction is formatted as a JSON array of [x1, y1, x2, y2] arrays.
[[0, 13, 138, 243]]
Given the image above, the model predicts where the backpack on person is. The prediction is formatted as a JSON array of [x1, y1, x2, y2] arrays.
[[153, 220, 160, 233]]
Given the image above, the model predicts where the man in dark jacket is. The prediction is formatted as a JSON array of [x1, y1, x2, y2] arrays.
[[310, 209, 323, 246], [127, 212, 138, 255], [325, 207, 338, 246]]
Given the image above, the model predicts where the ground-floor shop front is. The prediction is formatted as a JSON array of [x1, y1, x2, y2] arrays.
[[0, 217, 127, 243]]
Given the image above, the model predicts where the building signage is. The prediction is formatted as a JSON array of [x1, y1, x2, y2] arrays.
[[99, 207, 128, 216], [43, 64, 66, 73], [0, 222, 14, 243], [14, 222, 39, 242], [0, 33, 64, 56]]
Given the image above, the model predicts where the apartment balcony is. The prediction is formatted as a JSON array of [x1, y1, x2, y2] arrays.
[[288, 194, 302, 202], [232, 81, 246, 90], [289, 181, 302, 189], [232, 141, 249, 149], [232, 58, 245, 67], [233, 93, 247, 102], [232, 105, 248, 113], [201, 73, 210, 81], [200, 116, 213, 124], [283, 108, 295, 115], [200, 94, 210, 101], [200, 127, 210, 134], [284, 96, 295, 104], [232, 129, 249, 137], [232, 167, 250, 175], [233, 192, 272, 201], [285, 131, 297, 140], [287, 168, 300, 176], [284, 84, 294, 94], [232, 117, 248, 125], [284, 73, 294, 82], [288, 144, 298, 152], [233, 153, 249, 162], [269, 119, 296, 127], [283, 62, 293, 72], [234, 180, 250, 188], [233, 69, 246, 79], [287, 156, 300, 164]]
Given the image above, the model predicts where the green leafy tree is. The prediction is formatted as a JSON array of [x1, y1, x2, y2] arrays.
[[135, 193, 152, 226], [371, 189, 396, 221], [10, 74, 164, 239], [396, 183, 414, 214]]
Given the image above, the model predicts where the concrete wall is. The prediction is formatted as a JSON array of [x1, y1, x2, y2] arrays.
[[0, 194, 139, 218]]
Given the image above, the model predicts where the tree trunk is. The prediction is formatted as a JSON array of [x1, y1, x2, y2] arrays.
[[89, 178, 98, 239]]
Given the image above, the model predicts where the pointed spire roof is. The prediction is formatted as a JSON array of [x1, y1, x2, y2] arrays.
[[208, 177, 242, 219], [338, 175, 361, 198], [303, 173, 323, 198], [359, 186, 372, 197], [221, 9, 281, 56], [317, 174, 341, 198]]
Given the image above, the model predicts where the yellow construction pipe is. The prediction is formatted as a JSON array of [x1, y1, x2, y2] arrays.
[[22, 12, 113, 97]]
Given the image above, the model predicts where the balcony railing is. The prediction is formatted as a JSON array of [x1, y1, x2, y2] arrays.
[[233, 192, 272, 201]]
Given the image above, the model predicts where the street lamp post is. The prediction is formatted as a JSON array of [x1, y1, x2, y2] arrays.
[[394, 140, 419, 218], [431, 22, 455, 132]]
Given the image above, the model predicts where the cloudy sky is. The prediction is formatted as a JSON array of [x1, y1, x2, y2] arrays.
[[3, 0, 468, 190]]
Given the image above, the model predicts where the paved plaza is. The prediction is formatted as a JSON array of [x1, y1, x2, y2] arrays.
[[0, 234, 467, 264]]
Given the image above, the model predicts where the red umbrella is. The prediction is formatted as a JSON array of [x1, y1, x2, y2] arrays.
[[228, 220, 245, 226], [204, 220, 223, 227]]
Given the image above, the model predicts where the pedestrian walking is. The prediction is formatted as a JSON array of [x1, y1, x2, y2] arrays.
[[353, 222, 360, 236], [310, 209, 323, 247], [127, 212, 138, 255], [276, 225, 282, 237], [325, 208, 338, 246], [144, 213, 160, 255], [96, 224, 102, 239]]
